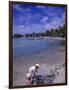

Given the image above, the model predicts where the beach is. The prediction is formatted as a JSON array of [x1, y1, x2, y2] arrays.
[[13, 37, 65, 86]]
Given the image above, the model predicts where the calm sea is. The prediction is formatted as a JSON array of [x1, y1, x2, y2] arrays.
[[13, 38, 63, 60]]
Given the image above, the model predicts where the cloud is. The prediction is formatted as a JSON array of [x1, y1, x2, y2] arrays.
[[13, 23, 45, 34], [13, 4, 23, 12], [13, 4, 32, 14], [13, 4, 65, 34], [13, 25, 32, 34], [36, 5, 46, 9], [41, 16, 48, 22], [44, 13, 65, 30]]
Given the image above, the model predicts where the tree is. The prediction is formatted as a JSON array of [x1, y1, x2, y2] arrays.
[[13, 34, 23, 38]]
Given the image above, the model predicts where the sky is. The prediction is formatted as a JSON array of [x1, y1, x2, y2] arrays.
[[13, 4, 65, 34]]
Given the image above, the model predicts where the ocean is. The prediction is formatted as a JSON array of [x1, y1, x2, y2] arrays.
[[13, 37, 63, 60]]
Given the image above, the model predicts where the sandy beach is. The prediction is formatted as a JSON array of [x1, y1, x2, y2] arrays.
[[13, 38, 65, 86], [12, 3, 66, 87]]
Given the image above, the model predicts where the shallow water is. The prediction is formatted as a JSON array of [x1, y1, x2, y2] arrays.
[[13, 38, 63, 60]]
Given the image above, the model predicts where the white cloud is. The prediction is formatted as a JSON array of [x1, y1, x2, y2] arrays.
[[41, 17, 48, 22], [13, 4, 31, 13], [44, 16, 65, 30], [13, 25, 32, 34], [13, 23, 45, 34], [36, 5, 46, 9], [13, 5, 65, 33], [13, 4, 23, 12], [13, 13, 65, 34]]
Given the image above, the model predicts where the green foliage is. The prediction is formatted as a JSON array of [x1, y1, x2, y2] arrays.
[[45, 24, 65, 37]]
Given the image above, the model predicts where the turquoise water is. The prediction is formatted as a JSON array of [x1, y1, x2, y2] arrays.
[[13, 38, 62, 60]]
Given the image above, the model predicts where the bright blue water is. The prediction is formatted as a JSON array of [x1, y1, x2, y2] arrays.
[[13, 38, 62, 60]]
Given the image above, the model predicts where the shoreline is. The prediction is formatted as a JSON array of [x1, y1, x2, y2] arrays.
[[13, 37, 65, 86], [13, 48, 65, 86], [14, 36, 65, 40]]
